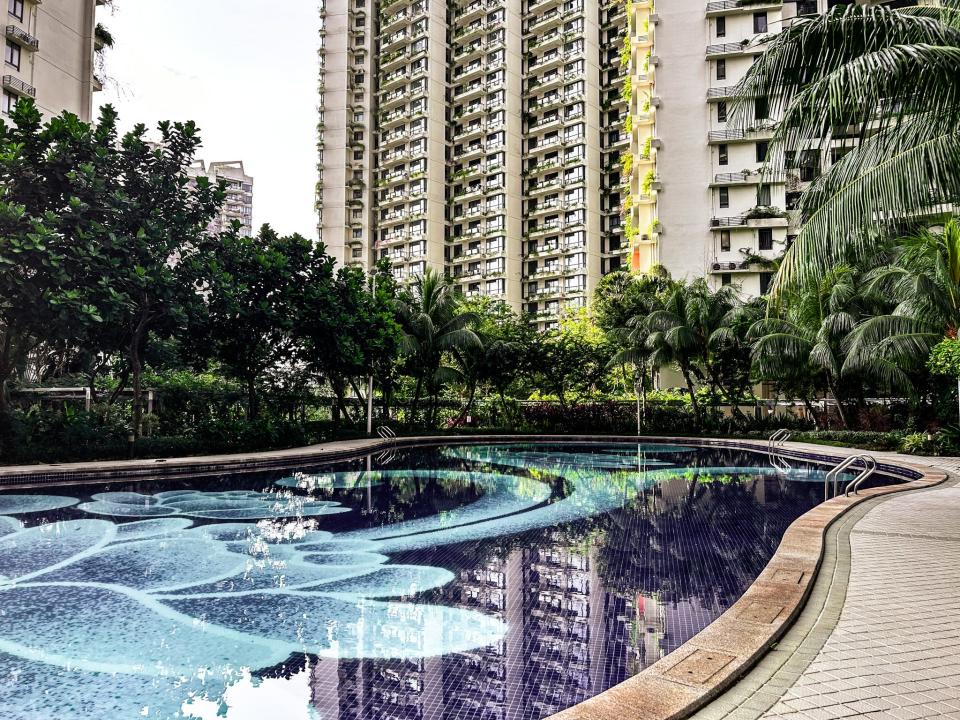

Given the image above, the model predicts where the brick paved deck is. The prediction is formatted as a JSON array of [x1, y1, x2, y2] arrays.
[[695, 459, 960, 720]]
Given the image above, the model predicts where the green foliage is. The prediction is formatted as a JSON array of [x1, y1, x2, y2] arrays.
[[928, 338, 960, 378], [733, 3, 960, 291]]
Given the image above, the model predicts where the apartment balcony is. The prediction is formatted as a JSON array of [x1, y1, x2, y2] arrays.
[[706, 41, 765, 59], [379, 231, 409, 246], [380, 109, 408, 129], [5, 25, 38, 51], [454, 40, 484, 61], [380, 70, 410, 91], [711, 170, 785, 186], [456, 0, 487, 23], [709, 215, 748, 229], [457, 143, 486, 161], [453, 81, 485, 102], [380, 87, 408, 109], [706, 85, 738, 101], [380, 9, 408, 33], [381, 30, 409, 53], [525, 9, 564, 36], [455, 21, 487, 43], [706, 0, 782, 15], [381, 130, 409, 148], [380, 49, 408, 72], [528, 27, 565, 53], [710, 258, 755, 273], [2, 74, 35, 98], [707, 127, 774, 143], [455, 61, 485, 84]]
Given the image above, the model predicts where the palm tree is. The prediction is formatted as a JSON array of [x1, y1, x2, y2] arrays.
[[749, 266, 869, 428], [646, 279, 739, 428], [734, 3, 960, 290], [844, 218, 960, 395], [606, 274, 667, 427], [395, 268, 481, 427]]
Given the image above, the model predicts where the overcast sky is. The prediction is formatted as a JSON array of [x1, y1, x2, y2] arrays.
[[96, 1, 319, 238]]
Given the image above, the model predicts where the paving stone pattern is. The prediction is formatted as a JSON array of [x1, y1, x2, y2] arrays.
[[761, 466, 960, 720]]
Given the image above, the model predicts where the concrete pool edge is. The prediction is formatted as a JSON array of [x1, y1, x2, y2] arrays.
[[0, 433, 930, 487], [0, 434, 944, 720], [544, 447, 947, 720]]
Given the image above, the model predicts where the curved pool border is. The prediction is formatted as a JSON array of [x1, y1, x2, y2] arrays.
[[0, 435, 947, 720]]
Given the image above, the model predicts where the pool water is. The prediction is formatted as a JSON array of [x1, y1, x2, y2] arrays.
[[0, 442, 892, 720]]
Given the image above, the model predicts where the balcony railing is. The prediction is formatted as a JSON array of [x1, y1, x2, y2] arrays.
[[709, 215, 747, 228], [705, 42, 749, 57], [2, 74, 35, 98], [5, 25, 38, 51], [707, 127, 773, 142]]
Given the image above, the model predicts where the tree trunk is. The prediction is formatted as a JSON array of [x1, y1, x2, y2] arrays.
[[246, 376, 259, 421], [130, 335, 144, 439], [408, 375, 424, 428], [826, 379, 849, 429], [453, 381, 477, 426], [681, 364, 702, 428], [638, 362, 648, 428], [0, 329, 13, 416], [107, 367, 130, 406]]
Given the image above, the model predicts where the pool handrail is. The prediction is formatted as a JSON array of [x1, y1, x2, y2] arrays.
[[844, 455, 878, 497], [824, 454, 873, 500], [377, 425, 396, 440], [767, 429, 792, 454]]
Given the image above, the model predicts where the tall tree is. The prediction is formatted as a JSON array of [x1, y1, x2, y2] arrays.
[[0, 102, 112, 413], [199, 225, 311, 419], [750, 266, 869, 428], [395, 269, 480, 427]]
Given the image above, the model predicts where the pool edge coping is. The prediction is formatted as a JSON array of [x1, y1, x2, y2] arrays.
[[0, 434, 946, 720], [542, 445, 947, 720]]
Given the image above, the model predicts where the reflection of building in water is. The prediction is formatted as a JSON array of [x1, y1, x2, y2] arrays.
[[309, 535, 658, 720]]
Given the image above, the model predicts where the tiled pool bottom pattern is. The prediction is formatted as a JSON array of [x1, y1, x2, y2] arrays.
[[0, 443, 880, 720]]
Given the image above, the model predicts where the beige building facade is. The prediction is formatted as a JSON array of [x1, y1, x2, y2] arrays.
[[317, 0, 850, 310], [317, 0, 630, 326], [3, 0, 102, 122]]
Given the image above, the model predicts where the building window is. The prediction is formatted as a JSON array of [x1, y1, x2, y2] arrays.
[[720, 230, 731, 252], [5, 40, 20, 71], [753, 12, 768, 33], [718, 143, 729, 166], [757, 184, 771, 206], [717, 101, 727, 123], [719, 187, 729, 208], [754, 96, 769, 120], [8, 0, 23, 22], [716, 16, 726, 37], [2, 89, 16, 115], [716, 59, 726, 80], [758, 228, 773, 250], [759, 272, 774, 295], [756, 141, 769, 162], [721, 273, 732, 286]]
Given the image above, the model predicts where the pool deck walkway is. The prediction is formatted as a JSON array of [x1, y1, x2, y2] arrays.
[[693, 455, 960, 720]]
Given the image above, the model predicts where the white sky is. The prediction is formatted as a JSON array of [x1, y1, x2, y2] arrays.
[[96, 1, 319, 239]]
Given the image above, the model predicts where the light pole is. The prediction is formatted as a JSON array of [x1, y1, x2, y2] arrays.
[[366, 270, 377, 437]]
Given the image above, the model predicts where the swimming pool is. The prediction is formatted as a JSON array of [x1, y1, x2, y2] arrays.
[[0, 442, 896, 719]]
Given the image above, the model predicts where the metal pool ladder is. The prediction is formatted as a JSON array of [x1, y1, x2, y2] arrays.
[[376, 425, 396, 440], [768, 429, 792, 454], [823, 454, 877, 500]]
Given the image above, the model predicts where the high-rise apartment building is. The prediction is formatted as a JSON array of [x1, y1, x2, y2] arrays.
[[317, 0, 631, 325], [2, 0, 103, 122], [188, 160, 255, 237], [317, 0, 839, 309], [624, 0, 839, 296]]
